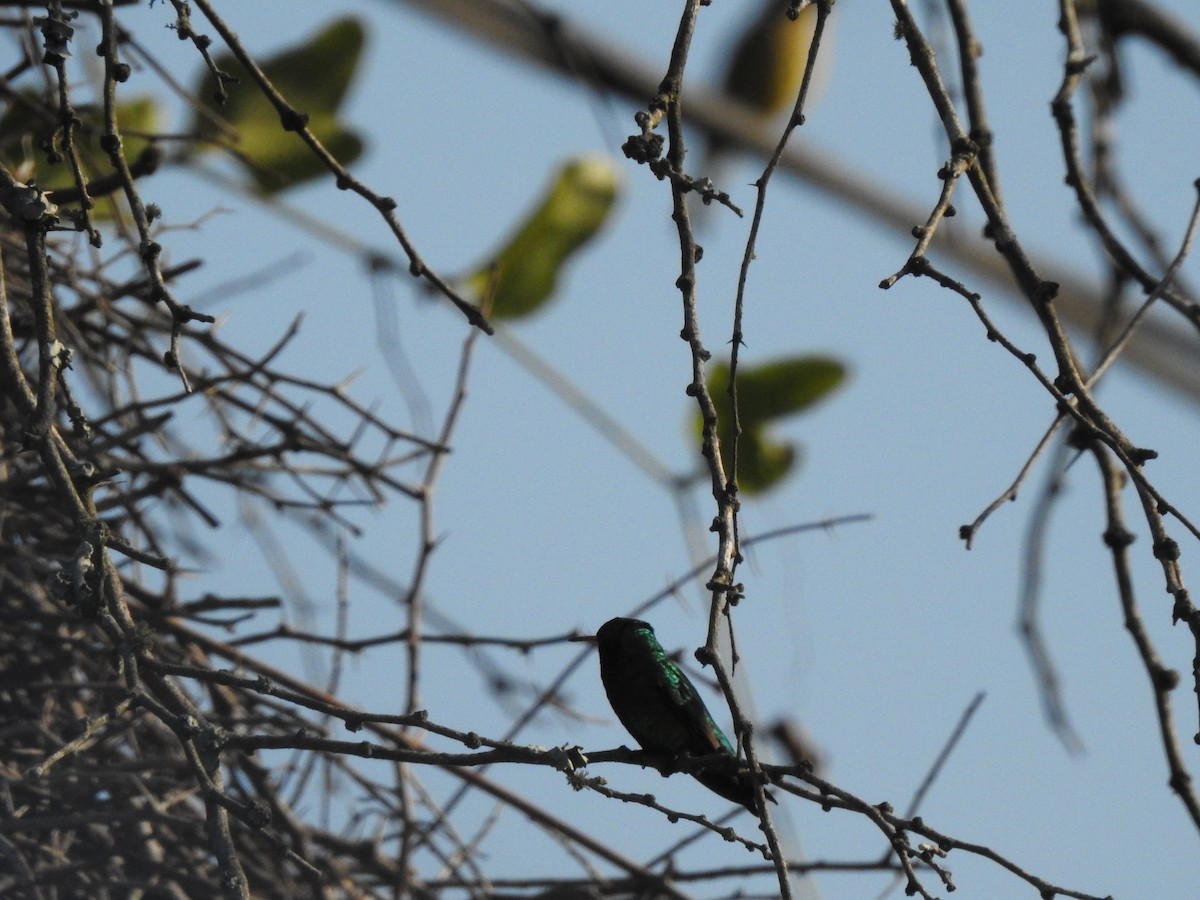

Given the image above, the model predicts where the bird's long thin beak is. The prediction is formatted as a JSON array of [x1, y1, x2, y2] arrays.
[[568, 632, 597, 644]]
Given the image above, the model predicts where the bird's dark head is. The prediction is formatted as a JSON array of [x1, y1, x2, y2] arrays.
[[568, 619, 662, 662], [570, 617, 656, 653], [595, 617, 654, 652]]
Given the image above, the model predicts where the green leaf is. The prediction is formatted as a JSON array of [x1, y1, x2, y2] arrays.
[[465, 155, 621, 320], [0, 94, 162, 218], [693, 354, 846, 495], [189, 17, 366, 193], [736, 427, 798, 495], [708, 356, 845, 427]]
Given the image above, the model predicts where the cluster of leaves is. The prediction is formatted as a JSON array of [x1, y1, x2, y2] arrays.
[[0, 16, 363, 206]]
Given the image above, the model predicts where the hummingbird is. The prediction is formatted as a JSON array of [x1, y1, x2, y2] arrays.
[[592, 617, 771, 812]]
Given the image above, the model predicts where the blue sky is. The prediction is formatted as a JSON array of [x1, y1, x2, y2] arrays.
[[100, 1, 1200, 897]]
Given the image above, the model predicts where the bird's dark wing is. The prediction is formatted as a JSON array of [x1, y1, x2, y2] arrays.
[[650, 652, 738, 757], [656, 659, 775, 811]]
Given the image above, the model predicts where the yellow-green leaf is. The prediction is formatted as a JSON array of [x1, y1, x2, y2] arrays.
[[189, 17, 366, 193], [693, 354, 846, 495], [0, 94, 161, 218], [465, 155, 621, 320], [736, 427, 798, 495], [709, 356, 845, 427]]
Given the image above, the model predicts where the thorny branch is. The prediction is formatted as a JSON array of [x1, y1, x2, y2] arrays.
[[885, 0, 1200, 833]]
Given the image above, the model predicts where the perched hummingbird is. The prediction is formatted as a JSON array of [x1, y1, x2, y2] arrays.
[[592, 617, 771, 812]]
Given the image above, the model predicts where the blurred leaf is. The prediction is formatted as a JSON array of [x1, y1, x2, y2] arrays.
[[189, 17, 365, 193], [735, 427, 798, 495], [693, 354, 846, 495], [465, 155, 621, 320], [708, 356, 845, 427], [0, 94, 161, 218], [721, 0, 819, 117]]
